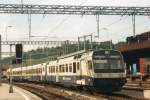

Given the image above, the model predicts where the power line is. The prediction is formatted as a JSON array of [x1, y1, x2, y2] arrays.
[[45, 0, 88, 40], [100, 16, 128, 30]]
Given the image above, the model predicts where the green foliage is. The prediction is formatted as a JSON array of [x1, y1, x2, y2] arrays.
[[5, 41, 114, 67]]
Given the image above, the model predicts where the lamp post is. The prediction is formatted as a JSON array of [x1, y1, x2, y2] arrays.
[[9, 44, 13, 93], [5, 26, 12, 41]]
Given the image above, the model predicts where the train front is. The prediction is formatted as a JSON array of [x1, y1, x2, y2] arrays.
[[92, 50, 126, 92]]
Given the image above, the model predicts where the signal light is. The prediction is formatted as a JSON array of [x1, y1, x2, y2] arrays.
[[15, 44, 23, 64]]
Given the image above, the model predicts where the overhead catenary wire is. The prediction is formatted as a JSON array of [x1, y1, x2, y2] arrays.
[[100, 16, 128, 31], [43, 0, 88, 41]]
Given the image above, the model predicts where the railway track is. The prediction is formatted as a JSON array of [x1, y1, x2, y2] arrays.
[[13, 82, 148, 100], [14, 83, 69, 100]]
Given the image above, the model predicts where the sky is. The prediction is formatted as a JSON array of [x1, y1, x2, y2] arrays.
[[0, 0, 150, 57]]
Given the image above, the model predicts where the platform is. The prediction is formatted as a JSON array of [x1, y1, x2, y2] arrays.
[[0, 83, 42, 100], [144, 90, 150, 99]]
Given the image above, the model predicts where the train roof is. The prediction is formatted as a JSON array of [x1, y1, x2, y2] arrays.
[[57, 49, 120, 59], [57, 49, 93, 59]]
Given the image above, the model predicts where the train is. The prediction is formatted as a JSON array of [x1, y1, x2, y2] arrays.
[[7, 49, 126, 92]]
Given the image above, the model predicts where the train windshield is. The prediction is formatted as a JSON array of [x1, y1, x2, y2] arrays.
[[93, 50, 124, 73], [93, 58, 123, 69]]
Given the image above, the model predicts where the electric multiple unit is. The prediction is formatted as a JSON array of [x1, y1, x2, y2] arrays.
[[7, 49, 126, 92]]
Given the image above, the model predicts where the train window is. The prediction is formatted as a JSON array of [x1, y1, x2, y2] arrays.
[[54, 66, 55, 73], [62, 66, 64, 72], [73, 62, 76, 73], [35, 69, 37, 74], [40, 68, 42, 73], [43, 67, 44, 72], [69, 63, 72, 72], [77, 62, 80, 70], [66, 64, 68, 72], [36, 69, 37, 74], [51, 66, 53, 73], [49, 66, 51, 73], [39, 68, 41, 73], [64, 65, 66, 72], [59, 65, 61, 73], [56, 66, 58, 73], [37, 69, 39, 74]]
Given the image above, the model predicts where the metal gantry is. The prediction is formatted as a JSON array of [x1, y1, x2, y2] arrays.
[[0, 4, 149, 38], [0, 41, 73, 45], [0, 4, 150, 15], [0, 41, 102, 45]]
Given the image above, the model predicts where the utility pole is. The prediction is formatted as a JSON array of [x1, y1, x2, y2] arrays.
[[78, 34, 93, 50], [0, 35, 1, 60], [132, 14, 136, 37], [78, 37, 80, 51], [28, 11, 32, 40], [90, 33, 93, 49], [96, 15, 100, 38], [9, 44, 13, 93], [83, 36, 86, 50], [0, 35, 1, 86], [0, 65, 1, 86]]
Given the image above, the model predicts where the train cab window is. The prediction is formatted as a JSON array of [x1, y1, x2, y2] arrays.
[[73, 62, 76, 73], [77, 62, 80, 70], [66, 64, 68, 72], [69, 63, 72, 72]]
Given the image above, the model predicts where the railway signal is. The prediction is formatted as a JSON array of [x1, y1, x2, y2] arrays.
[[15, 44, 23, 64]]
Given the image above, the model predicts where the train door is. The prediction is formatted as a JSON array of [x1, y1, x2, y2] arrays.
[[45, 63, 48, 82], [76, 62, 81, 78], [80, 59, 87, 78], [87, 60, 93, 77]]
